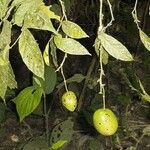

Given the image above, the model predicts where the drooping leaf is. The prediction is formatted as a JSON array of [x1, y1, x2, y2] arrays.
[[99, 32, 133, 61], [0, 46, 17, 99], [43, 42, 50, 66], [51, 140, 67, 150], [33, 66, 57, 95], [12, 0, 42, 26], [15, 86, 43, 122], [139, 29, 150, 51], [61, 20, 89, 39], [0, 0, 11, 19], [56, 73, 85, 90], [0, 64, 7, 99], [0, 20, 12, 49], [50, 39, 58, 67], [54, 35, 91, 55], [94, 38, 109, 65], [19, 29, 44, 79]]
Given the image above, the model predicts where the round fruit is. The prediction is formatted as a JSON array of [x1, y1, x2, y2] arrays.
[[61, 91, 77, 112], [93, 108, 118, 136]]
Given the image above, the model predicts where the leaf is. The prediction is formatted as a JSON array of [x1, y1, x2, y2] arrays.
[[33, 66, 57, 95], [94, 38, 109, 65], [61, 20, 89, 39], [39, 4, 60, 21], [12, 0, 42, 26], [54, 35, 91, 55], [139, 30, 150, 51], [19, 29, 44, 79], [11, 0, 26, 6], [63, 0, 74, 14], [99, 32, 133, 61], [50, 117, 74, 146], [51, 140, 67, 150], [24, 9, 57, 34], [0, 46, 17, 99], [56, 73, 86, 90], [50, 39, 58, 67], [43, 42, 50, 66], [0, 20, 12, 49], [0, 0, 11, 19], [50, 4, 61, 17], [15, 86, 43, 121], [141, 94, 150, 103]]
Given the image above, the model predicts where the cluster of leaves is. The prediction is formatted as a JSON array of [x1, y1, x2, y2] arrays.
[[0, 0, 91, 121]]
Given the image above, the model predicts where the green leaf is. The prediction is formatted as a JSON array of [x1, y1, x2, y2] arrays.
[[39, 4, 60, 21], [15, 86, 43, 122], [11, 0, 26, 6], [33, 66, 57, 94], [63, 0, 74, 14], [43, 42, 50, 66], [99, 32, 133, 61], [139, 30, 150, 51], [54, 35, 91, 55], [50, 39, 58, 67], [0, 46, 17, 99], [56, 73, 85, 90], [51, 140, 67, 150], [24, 8, 57, 34], [61, 20, 89, 39], [141, 94, 150, 103], [50, 117, 74, 146], [94, 38, 109, 65], [19, 29, 44, 79], [0, 0, 11, 19], [50, 4, 61, 17], [12, 0, 42, 26], [0, 20, 12, 49]]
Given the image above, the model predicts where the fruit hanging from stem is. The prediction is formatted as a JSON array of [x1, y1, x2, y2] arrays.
[[61, 91, 77, 112], [93, 108, 118, 136]]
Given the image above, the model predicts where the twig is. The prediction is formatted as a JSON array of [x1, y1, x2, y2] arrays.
[[61, 66, 68, 91], [59, 0, 68, 21], [43, 94, 49, 143], [98, 0, 104, 32], [0, 6, 13, 26], [131, 0, 140, 29], [56, 53, 67, 72], [10, 34, 21, 49], [104, 0, 115, 30]]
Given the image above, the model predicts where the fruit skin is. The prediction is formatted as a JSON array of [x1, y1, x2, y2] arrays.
[[61, 91, 77, 112], [93, 108, 118, 136]]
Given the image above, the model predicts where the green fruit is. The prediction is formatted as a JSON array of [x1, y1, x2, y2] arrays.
[[61, 91, 77, 112], [93, 108, 118, 136]]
